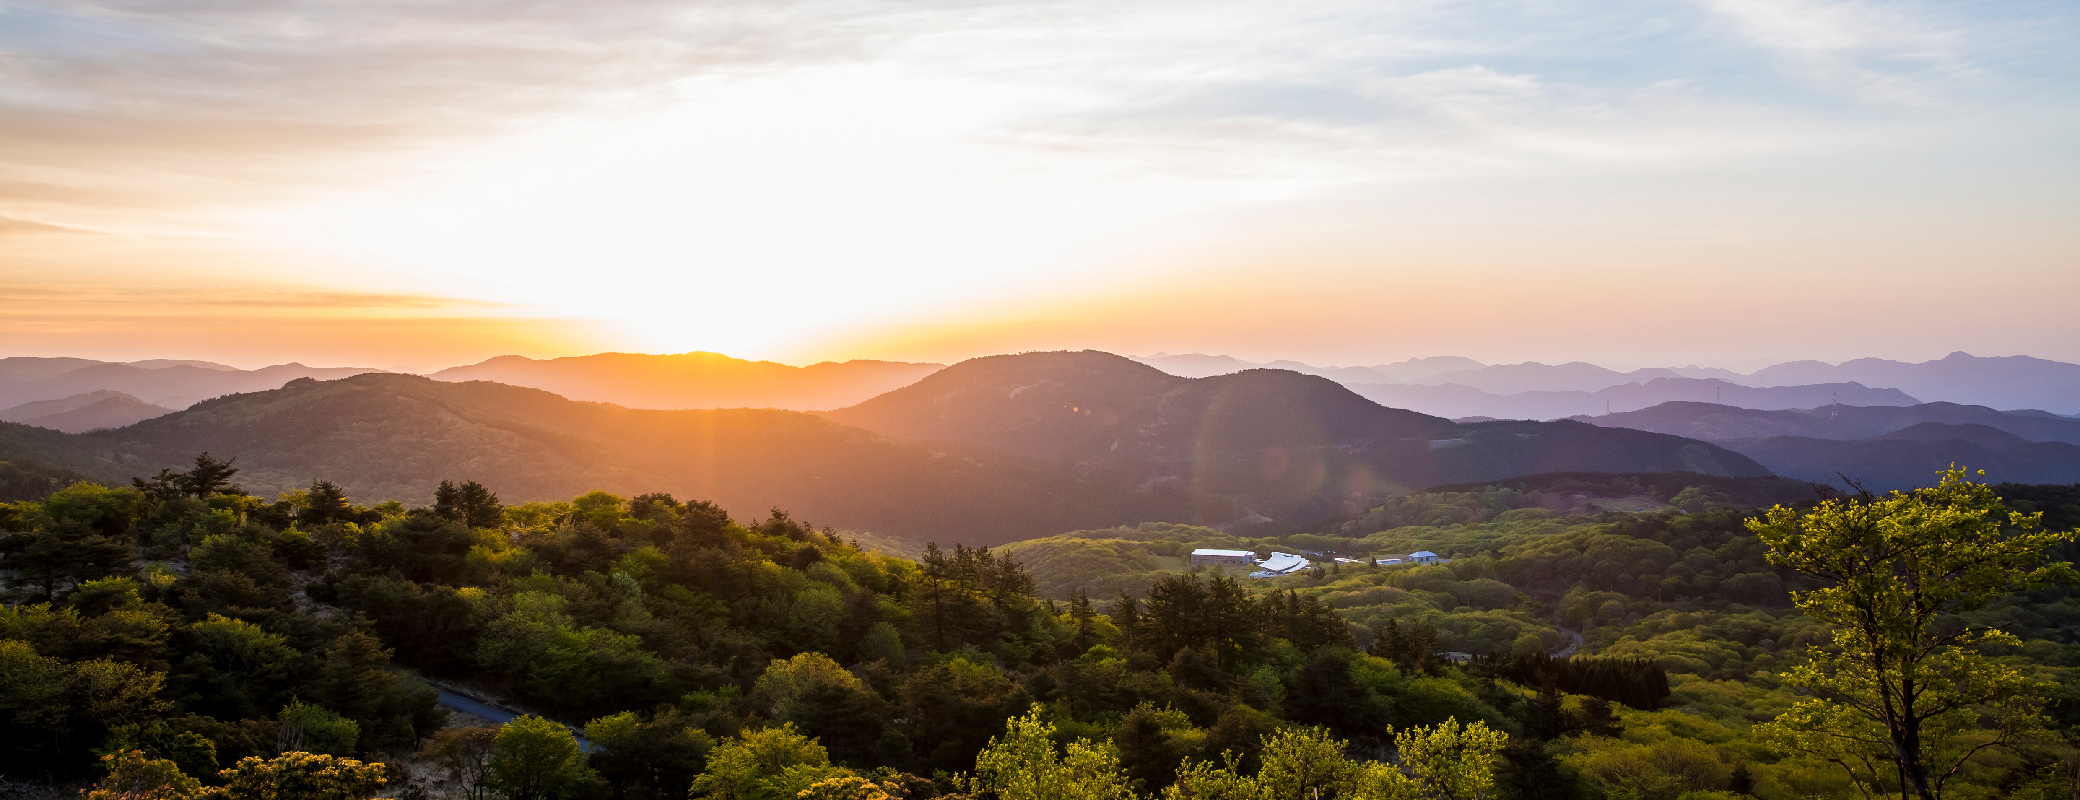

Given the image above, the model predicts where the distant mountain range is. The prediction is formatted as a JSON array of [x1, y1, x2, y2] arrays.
[[429, 351, 943, 411], [0, 351, 1775, 543], [18, 372, 1204, 543], [0, 357, 384, 410], [1574, 401, 2080, 490], [824, 351, 1768, 527], [5, 346, 2076, 517], [0, 352, 941, 419], [1133, 353, 1486, 384], [1743, 353, 2080, 411], [13, 349, 2075, 424], [1575, 401, 2080, 445], [1726, 424, 2080, 490], [1352, 378, 1916, 421], [0, 390, 174, 433], [1133, 351, 2080, 416]]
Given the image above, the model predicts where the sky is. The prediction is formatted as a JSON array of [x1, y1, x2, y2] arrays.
[[1, 0, 2075, 372]]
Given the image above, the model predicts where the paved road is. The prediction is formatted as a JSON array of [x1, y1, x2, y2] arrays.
[[436, 690, 595, 752], [1554, 628, 1585, 658]]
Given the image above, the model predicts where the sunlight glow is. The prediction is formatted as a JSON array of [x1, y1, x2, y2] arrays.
[[265, 65, 1274, 356], [2, 0, 2074, 367]]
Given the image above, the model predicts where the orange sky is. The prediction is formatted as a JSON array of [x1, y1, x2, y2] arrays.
[[2, 0, 2075, 372]]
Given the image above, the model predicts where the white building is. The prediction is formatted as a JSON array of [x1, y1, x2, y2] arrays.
[[1250, 552, 1311, 578], [1409, 550, 1445, 564], [1189, 548, 1254, 567]]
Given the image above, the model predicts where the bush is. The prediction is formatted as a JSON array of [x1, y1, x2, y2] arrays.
[[278, 702, 360, 756]]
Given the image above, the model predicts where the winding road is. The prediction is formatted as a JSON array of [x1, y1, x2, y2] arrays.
[[436, 690, 595, 753]]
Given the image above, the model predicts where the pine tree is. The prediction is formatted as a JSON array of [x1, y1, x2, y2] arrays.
[[1111, 590, 1140, 651], [304, 481, 353, 526], [1068, 589, 1096, 652], [182, 452, 243, 498], [433, 480, 463, 521], [458, 481, 503, 529]]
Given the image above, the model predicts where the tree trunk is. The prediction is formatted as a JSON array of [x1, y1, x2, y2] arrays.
[[1895, 710, 1935, 800]]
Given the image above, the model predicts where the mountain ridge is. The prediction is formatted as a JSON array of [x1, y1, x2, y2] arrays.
[[0, 351, 1777, 541], [56, 372, 1205, 543], [1573, 400, 2080, 445], [428, 350, 944, 411], [0, 357, 386, 409], [1353, 378, 1917, 421], [826, 351, 1770, 528], [0, 390, 176, 433], [1725, 424, 2080, 491], [1133, 351, 2080, 415]]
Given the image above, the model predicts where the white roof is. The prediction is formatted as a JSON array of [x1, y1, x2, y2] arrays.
[[1192, 548, 1254, 558], [1256, 552, 1309, 574], [1409, 550, 1439, 558]]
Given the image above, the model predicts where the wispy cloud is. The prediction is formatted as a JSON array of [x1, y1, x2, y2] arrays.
[[4, 0, 2055, 210], [0, 284, 504, 310], [1698, 0, 1971, 106], [2, 0, 2074, 369]]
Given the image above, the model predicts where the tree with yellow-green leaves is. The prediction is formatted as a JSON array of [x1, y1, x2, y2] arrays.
[[488, 715, 593, 800], [1159, 719, 1507, 800], [795, 775, 894, 800], [690, 723, 851, 800], [968, 706, 1140, 800], [79, 750, 387, 800], [82, 750, 202, 800], [1747, 469, 2077, 800], [214, 752, 386, 800]]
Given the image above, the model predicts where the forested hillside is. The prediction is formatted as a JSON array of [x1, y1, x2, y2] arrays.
[[5, 459, 2072, 800], [998, 474, 1819, 603], [0, 362, 1792, 544], [827, 351, 1770, 530], [0, 390, 176, 433], [32, 373, 1207, 543], [994, 472, 2080, 798], [0, 457, 103, 503], [1577, 401, 2080, 445], [1724, 425, 2080, 489]]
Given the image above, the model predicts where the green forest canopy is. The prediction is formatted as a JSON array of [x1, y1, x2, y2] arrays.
[[2, 456, 2075, 800]]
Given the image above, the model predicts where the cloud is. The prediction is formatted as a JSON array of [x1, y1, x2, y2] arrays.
[[0, 0, 915, 215], [0, 284, 504, 311], [2, 0, 2061, 213], [1697, 0, 1976, 105]]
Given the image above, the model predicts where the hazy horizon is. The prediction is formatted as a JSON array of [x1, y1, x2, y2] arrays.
[[4, 345, 2075, 377]]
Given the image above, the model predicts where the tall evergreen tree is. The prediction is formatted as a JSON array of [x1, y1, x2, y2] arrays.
[[433, 480, 463, 521], [458, 481, 503, 529], [182, 452, 242, 498], [304, 481, 353, 526]]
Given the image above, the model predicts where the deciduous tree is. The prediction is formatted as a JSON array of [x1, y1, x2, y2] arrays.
[[1748, 469, 2077, 800], [488, 714, 593, 800], [421, 726, 498, 800], [967, 705, 1137, 800]]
